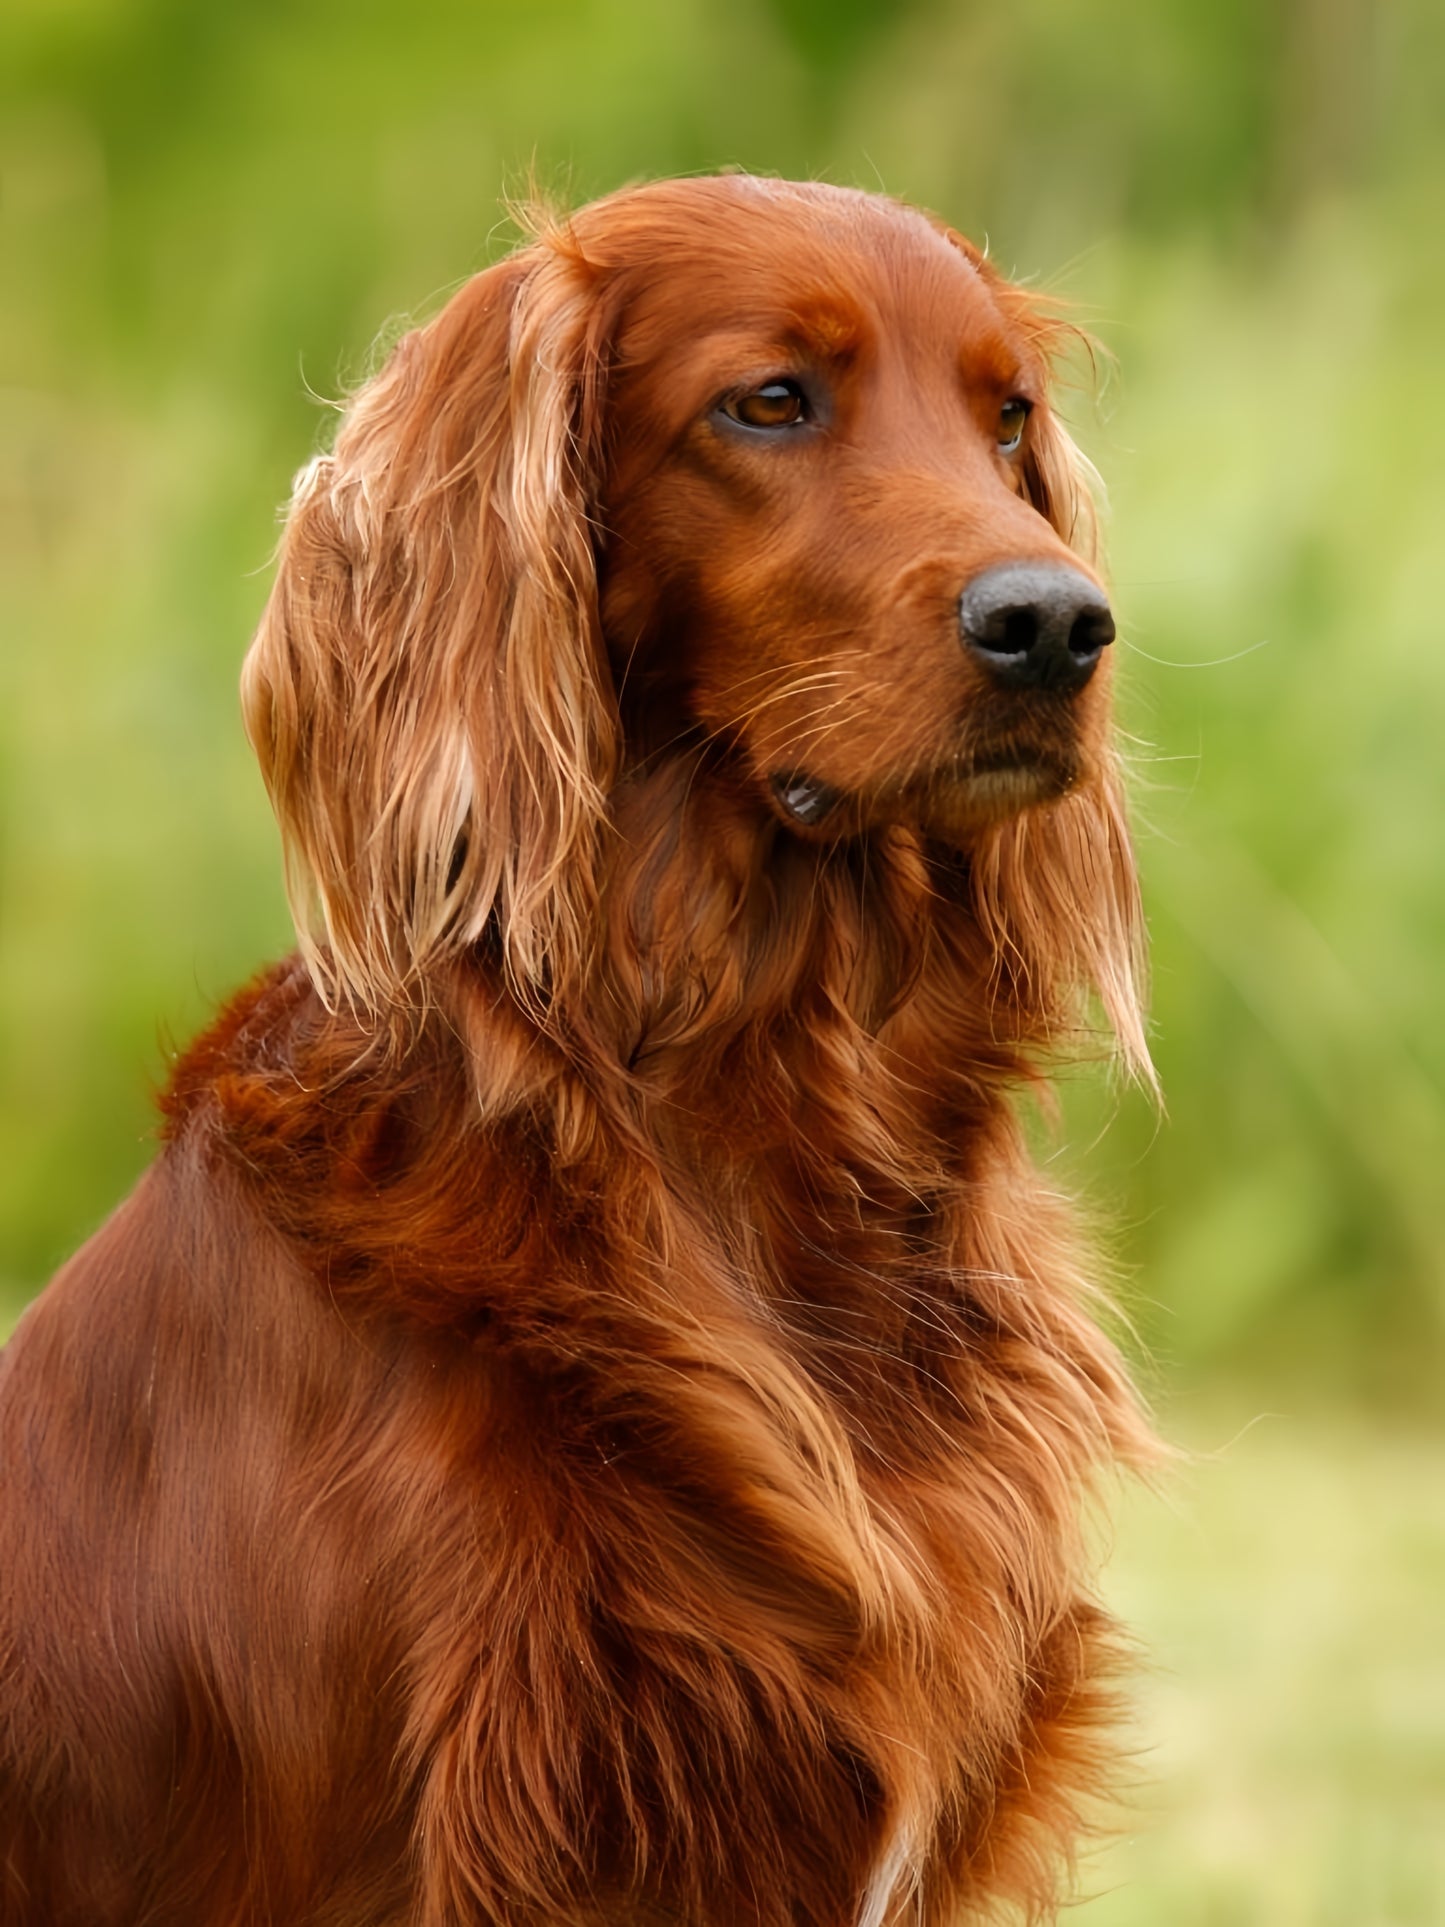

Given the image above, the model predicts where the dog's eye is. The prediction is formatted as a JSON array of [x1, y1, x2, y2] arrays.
[[997, 398, 1031, 455], [724, 381, 809, 429]]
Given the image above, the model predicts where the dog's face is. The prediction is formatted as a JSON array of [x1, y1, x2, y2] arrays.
[[245, 176, 1143, 1065], [592, 178, 1113, 845]]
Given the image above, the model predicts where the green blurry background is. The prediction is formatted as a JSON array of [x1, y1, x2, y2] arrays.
[[2, 0, 1442, 1916]]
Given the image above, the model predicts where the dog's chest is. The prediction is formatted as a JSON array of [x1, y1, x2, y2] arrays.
[[420, 1321, 969, 1925]]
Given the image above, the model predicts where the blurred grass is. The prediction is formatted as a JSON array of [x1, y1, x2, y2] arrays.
[[1077, 1404, 1445, 1924]]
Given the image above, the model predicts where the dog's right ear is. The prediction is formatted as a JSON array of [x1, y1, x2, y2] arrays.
[[241, 235, 621, 1034]]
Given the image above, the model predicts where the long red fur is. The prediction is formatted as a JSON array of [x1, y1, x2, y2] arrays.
[[0, 177, 1154, 1926]]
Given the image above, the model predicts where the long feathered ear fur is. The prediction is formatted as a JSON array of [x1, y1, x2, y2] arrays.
[[944, 232, 1152, 1084], [989, 364, 1152, 1083], [241, 230, 620, 1035]]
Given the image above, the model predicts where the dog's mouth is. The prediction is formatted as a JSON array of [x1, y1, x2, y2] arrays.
[[769, 748, 1074, 835], [769, 771, 843, 827], [952, 748, 1071, 807]]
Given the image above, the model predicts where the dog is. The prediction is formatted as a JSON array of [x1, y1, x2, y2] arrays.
[[0, 175, 1153, 1926]]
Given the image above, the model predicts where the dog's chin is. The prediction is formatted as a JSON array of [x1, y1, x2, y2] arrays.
[[900, 759, 1071, 845], [935, 754, 1073, 823]]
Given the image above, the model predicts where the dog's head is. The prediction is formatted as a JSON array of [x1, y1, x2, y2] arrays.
[[242, 177, 1145, 1068]]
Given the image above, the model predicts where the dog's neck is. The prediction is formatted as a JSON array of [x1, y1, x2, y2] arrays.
[[165, 751, 1115, 1345], [587, 754, 1037, 1116]]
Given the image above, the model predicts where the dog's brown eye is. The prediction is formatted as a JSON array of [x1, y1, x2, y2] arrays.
[[725, 381, 808, 429], [997, 399, 1030, 454]]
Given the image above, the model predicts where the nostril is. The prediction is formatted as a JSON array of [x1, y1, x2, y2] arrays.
[[1001, 608, 1037, 655], [1068, 607, 1116, 659]]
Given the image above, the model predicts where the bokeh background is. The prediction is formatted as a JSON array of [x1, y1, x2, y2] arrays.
[[2, 0, 1442, 1916]]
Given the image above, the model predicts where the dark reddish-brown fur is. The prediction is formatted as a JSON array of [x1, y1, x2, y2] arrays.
[[0, 177, 1153, 1925]]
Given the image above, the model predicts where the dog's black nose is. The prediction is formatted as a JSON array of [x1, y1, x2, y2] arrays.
[[959, 562, 1115, 693]]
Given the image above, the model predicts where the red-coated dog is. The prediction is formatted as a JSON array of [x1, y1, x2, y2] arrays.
[[0, 177, 1153, 1926]]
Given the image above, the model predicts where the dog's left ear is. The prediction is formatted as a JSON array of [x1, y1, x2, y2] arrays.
[[241, 231, 621, 1033], [1015, 404, 1102, 570], [941, 227, 1151, 1081]]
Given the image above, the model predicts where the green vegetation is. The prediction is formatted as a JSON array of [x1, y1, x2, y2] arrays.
[[1079, 1408, 1445, 1924], [2, 2, 1441, 1904]]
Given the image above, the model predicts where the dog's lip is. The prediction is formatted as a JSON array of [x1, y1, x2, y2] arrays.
[[956, 760, 1059, 809], [769, 771, 842, 826], [888, 744, 1077, 827], [768, 747, 1075, 833], [957, 740, 1077, 789], [966, 746, 1045, 775]]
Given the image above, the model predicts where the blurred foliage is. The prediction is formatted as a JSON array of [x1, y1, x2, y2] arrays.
[[1, 0, 1442, 1408], [1079, 1410, 1445, 1922]]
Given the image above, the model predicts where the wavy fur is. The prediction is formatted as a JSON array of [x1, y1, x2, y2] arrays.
[[0, 176, 1153, 1927]]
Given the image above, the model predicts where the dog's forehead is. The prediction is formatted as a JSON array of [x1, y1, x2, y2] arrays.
[[596, 187, 1020, 388]]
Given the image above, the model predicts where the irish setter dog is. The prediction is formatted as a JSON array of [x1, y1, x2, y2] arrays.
[[0, 177, 1153, 1925]]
